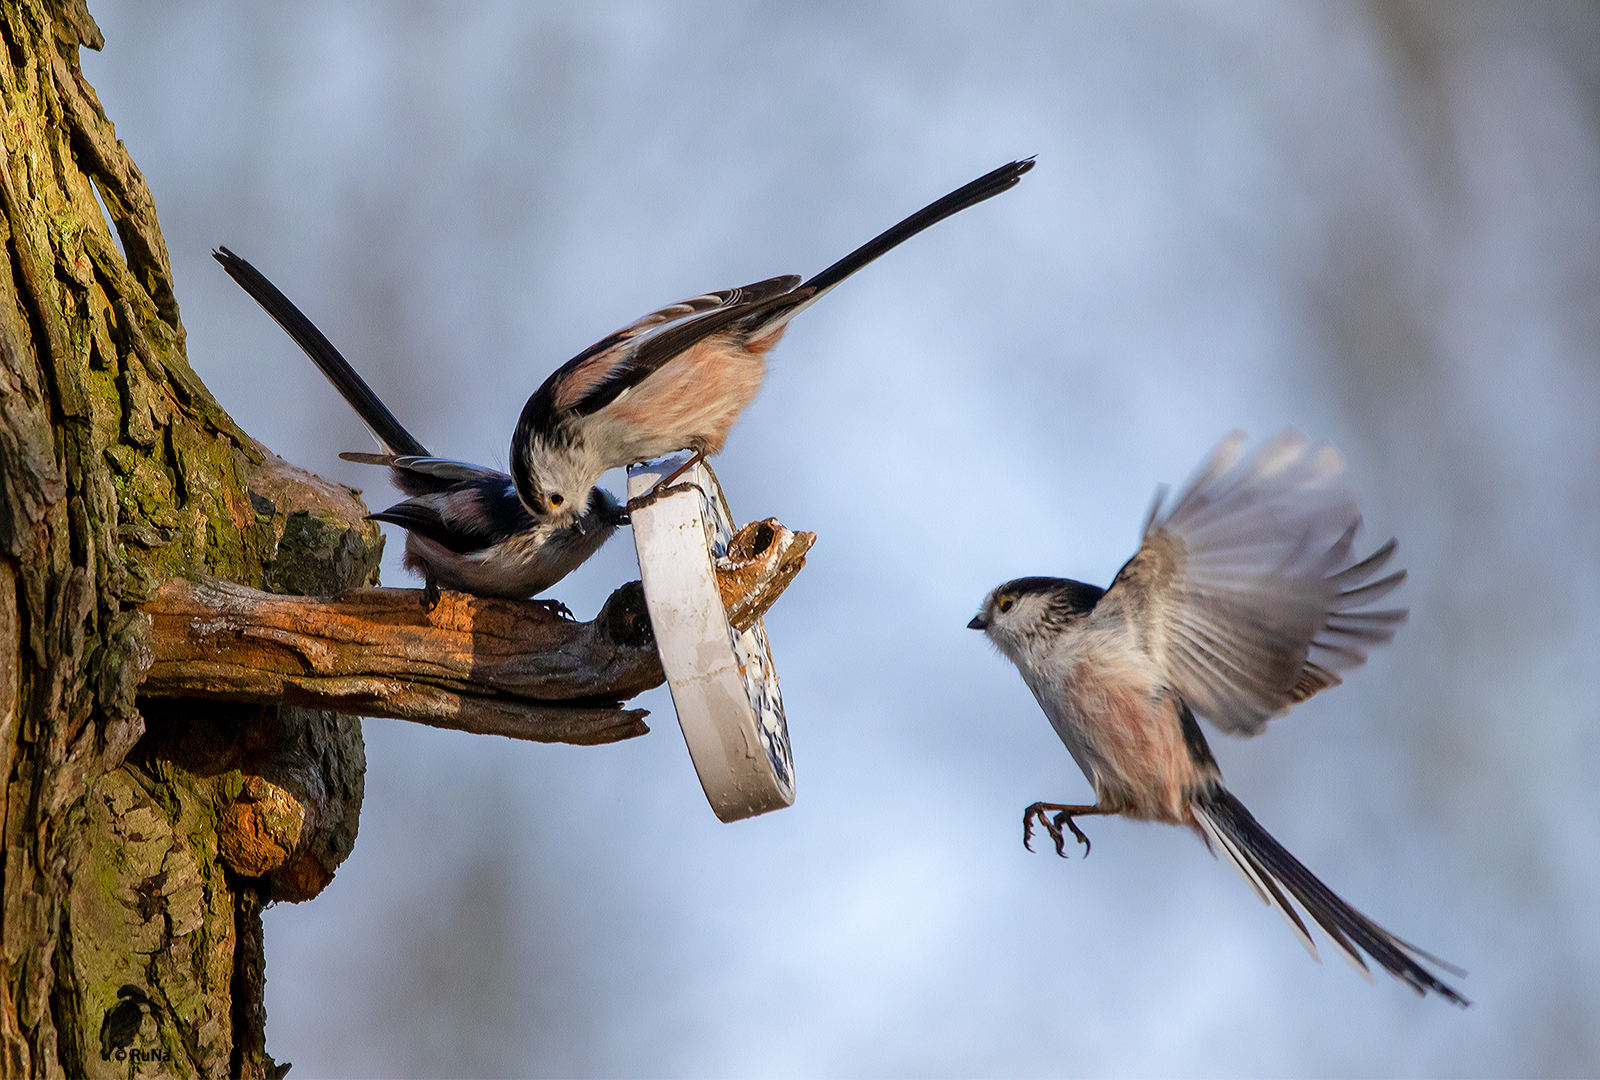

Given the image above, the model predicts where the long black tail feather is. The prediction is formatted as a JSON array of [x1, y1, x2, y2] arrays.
[[549, 158, 1038, 421], [798, 157, 1035, 297], [738, 157, 1036, 341], [214, 247, 429, 457], [1193, 785, 1468, 1006]]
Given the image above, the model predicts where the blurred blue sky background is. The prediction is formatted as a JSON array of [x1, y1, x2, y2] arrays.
[[83, 3, 1600, 1075]]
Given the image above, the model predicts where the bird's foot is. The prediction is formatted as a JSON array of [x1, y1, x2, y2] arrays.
[[422, 577, 441, 613], [626, 451, 705, 515], [1053, 810, 1092, 857], [531, 598, 577, 622], [626, 481, 698, 516], [1023, 801, 1096, 858]]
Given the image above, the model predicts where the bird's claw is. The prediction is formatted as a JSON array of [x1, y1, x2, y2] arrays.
[[625, 481, 697, 516], [1023, 802, 1092, 858], [1055, 810, 1092, 857], [627, 449, 706, 515], [531, 598, 577, 622], [1024, 803, 1064, 855]]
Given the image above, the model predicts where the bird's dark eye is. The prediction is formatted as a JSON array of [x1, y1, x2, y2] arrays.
[[998, 597, 1014, 613], [549, 493, 564, 507]]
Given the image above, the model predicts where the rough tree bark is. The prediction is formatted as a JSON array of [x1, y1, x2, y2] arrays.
[[0, 2, 371, 1074], [0, 5, 818, 1075], [2, 3, 373, 1075]]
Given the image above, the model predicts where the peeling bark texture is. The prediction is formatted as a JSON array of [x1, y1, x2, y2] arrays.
[[140, 578, 661, 747], [0, 4, 376, 1075], [716, 518, 815, 633]]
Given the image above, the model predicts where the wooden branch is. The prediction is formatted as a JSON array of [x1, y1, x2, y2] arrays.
[[137, 514, 816, 747], [139, 578, 664, 746]]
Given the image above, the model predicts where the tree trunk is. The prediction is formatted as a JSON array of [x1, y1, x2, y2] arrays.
[[0, 5, 820, 1074], [0, 2, 378, 1075]]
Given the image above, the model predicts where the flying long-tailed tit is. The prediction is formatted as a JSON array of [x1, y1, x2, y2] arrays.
[[511, 158, 1035, 523], [969, 430, 1467, 1004], [215, 248, 624, 612]]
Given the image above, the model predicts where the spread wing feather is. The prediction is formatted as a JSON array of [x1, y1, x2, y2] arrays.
[[341, 453, 506, 482], [1102, 430, 1407, 736], [366, 475, 525, 555]]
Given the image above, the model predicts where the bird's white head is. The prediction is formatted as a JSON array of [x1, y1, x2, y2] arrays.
[[513, 439, 608, 529], [968, 576, 1105, 661]]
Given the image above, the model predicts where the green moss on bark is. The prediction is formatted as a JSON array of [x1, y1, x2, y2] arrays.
[[0, 3, 380, 1075]]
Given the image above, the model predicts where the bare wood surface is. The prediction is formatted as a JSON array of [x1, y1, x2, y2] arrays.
[[140, 578, 664, 746], [717, 518, 817, 632], [138, 511, 816, 747]]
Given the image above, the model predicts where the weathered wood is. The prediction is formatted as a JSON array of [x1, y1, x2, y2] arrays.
[[140, 578, 663, 745], [135, 511, 818, 747], [717, 518, 816, 633], [0, 4, 385, 1070], [0, 3, 816, 1070]]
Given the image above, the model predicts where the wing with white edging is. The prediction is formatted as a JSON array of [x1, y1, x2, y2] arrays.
[[1100, 429, 1407, 736]]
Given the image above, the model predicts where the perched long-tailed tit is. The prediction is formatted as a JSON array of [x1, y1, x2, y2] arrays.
[[969, 430, 1467, 1004], [215, 248, 624, 611], [512, 158, 1035, 522]]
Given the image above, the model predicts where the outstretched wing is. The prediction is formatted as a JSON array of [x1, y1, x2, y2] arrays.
[[1098, 430, 1407, 736], [368, 500, 485, 553]]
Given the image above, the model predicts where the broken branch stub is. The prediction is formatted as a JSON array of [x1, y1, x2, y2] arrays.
[[716, 518, 816, 633]]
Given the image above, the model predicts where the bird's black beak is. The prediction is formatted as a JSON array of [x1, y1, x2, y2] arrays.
[[967, 614, 989, 630]]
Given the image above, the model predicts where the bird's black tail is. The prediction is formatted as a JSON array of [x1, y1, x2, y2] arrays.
[[214, 247, 429, 458], [1191, 785, 1468, 1006], [744, 157, 1035, 341]]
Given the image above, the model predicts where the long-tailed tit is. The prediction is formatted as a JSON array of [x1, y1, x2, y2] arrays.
[[512, 158, 1035, 522], [969, 430, 1466, 1004], [215, 248, 624, 611]]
